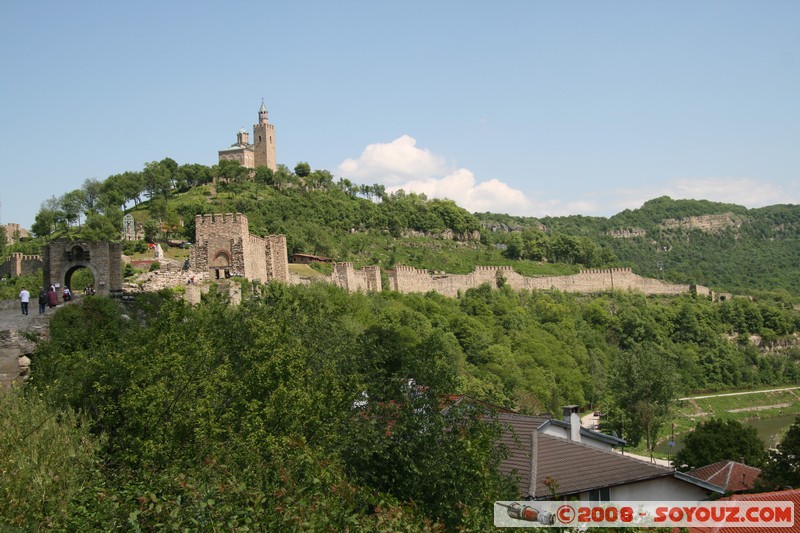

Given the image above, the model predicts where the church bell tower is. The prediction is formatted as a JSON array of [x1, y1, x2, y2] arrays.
[[253, 99, 277, 171]]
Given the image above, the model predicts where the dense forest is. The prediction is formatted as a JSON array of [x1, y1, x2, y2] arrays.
[[3, 275, 800, 528]]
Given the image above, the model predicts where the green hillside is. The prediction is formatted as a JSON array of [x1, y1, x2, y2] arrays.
[[477, 196, 800, 297], [8, 159, 800, 297]]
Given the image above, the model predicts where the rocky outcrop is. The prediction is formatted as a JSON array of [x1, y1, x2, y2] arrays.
[[659, 213, 745, 233], [480, 222, 547, 233], [401, 229, 482, 241], [608, 228, 647, 238], [0, 312, 50, 388], [127, 258, 208, 293]]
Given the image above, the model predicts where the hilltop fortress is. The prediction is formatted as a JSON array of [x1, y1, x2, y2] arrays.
[[190, 212, 719, 299], [217, 100, 277, 171]]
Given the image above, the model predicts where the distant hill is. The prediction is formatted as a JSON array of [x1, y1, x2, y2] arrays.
[[476, 196, 800, 297]]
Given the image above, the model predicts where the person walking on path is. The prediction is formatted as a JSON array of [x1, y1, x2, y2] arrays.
[[19, 287, 30, 316], [47, 286, 58, 308], [38, 288, 46, 314]]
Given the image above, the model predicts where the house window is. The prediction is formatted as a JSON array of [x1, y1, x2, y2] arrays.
[[588, 487, 610, 502]]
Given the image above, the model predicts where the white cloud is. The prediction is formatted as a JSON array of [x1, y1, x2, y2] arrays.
[[337, 136, 800, 218], [337, 135, 447, 186], [337, 135, 534, 215], [389, 169, 533, 214]]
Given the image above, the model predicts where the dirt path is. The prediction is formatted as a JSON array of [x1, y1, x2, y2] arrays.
[[614, 449, 672, 467], [727, 403, 791, 413], [679, 386, 800, 401]]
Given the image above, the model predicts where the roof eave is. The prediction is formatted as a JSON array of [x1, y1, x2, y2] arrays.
[[674, 471, 726, 494]]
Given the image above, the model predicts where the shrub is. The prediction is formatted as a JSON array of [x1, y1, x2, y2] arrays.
[[0, 390, 101, 530]]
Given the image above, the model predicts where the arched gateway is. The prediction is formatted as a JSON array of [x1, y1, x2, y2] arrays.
[[43, 241, 123, 298]]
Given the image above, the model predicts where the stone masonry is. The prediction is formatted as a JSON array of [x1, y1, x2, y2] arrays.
[[387, 266, 714, 299], [189, 212, 717, 300], [330, 263, 382, 292], [43, 241, 123, 298], [0, 252, 43, 278], [191, 213, 288, 283], [218, 100, 277, 172]]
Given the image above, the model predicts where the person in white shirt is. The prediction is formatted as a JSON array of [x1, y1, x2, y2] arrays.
[[19, 287, 30, 316]]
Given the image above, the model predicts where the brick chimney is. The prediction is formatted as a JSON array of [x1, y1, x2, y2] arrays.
[[562, 405, 581, 443]]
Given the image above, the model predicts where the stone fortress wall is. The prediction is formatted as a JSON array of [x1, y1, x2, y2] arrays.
[[5, 223, 30, 244], [191, 213, 289, 283], [0, 253, 43, 278], [386, 266, 712, 298], [265, 234, 289, 282], [1, 214, 718, 302], [330, 263, 382, 292], [192, 213, 717, 300]]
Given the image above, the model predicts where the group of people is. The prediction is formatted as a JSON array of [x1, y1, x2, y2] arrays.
[[18, 285, 67, 316]]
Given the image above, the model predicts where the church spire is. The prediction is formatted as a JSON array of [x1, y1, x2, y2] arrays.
[[258, 98, 268, 124]]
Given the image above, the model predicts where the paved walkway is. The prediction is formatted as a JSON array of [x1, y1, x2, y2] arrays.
[[0, 302, 56, 331], [0, 295, 81, 334]]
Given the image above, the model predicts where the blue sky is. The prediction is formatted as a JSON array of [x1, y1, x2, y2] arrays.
[[1, 1, 798, 229]]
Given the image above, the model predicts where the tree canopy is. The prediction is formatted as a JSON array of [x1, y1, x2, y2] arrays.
[[758, 416, 800, 490], [673, 418, 767, 471]]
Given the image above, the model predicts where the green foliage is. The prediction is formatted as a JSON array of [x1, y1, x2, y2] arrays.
[[212, 159, 249, 183], [28, 287, 515, 529], [0, 270, 45, 300], [149, 261, 160, 272], [17, 270, 800, 526], [0, 391, 102, 530], [674, 418, 767, 471], [81, 209, 121, 240], [69, 267, 95, 292], [142, 159, 176, 199], [758, 416, 800, 490], [606, 342, 679, 450], [122, 240, 149, 255], [142, 219, 159, 242], [294, 161, 311, 177]]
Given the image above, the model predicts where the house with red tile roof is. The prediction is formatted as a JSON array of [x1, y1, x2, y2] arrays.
[[685, 460, 762, 493], [689, 488, 800, 533]]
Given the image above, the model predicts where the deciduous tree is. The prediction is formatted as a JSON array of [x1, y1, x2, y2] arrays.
[[758, 416, 800, 489], [606, 343, 678, 451], [674, 418, 766, 471]]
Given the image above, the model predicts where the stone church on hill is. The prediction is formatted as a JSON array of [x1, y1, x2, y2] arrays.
[[217, 100, 277, 171]]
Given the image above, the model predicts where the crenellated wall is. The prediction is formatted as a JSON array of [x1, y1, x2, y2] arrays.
[[190, 213, 716, 300], [0, 253, 43, 278], [191, 213, 290, 284], [388, 265, 712, 298], [330, 263, 382, 293]]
